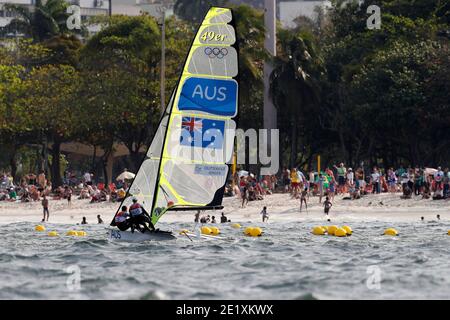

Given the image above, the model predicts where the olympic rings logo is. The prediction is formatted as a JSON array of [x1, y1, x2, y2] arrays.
[[204, 47, 228, 59]]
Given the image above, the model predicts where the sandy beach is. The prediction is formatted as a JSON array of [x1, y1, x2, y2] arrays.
[[1, 192, 449, 225]]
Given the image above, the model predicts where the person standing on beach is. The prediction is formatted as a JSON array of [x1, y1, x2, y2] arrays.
[[84, 172, 92, 186], [318, 173, 324, 203], [41, 195, 49, 222], [97, 215, 104, 224], [65, 186, 73, 207], [290, 168, 300, 198], [241, 186, 249, 208], [334, 163, 347, 194], [346, 168, 354, 186], [37, 171, 46, 189], [323, 197, 332, 216], [261, 206, 269, 222], [300, 187, 308, 212], [371, 168, 381, 194]]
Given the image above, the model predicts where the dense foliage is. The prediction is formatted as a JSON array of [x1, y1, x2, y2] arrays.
[[0, 0, 448, 186]]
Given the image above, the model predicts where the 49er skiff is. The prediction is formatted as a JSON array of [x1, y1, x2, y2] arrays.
[[108, 7, 238, 241]]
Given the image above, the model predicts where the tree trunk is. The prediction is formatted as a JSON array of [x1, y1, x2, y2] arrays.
[[338, 129, 347, 164], [9, 150, 17, 181], [290, 121, 297, 168], [50, 139, 62, 189]]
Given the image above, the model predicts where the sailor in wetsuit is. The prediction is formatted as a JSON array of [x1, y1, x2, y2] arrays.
[[115, 206, 131, 231], [129, 198, 156, 233]]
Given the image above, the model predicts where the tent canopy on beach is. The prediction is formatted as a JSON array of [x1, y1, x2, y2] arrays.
[[116, 170, 135, 181]]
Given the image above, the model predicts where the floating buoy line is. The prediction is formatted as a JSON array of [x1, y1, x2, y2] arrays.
[[35, 224, 450, 239]]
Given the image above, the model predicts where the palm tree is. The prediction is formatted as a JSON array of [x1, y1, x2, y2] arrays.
[[174, 0, 229, 23], [270, 29, 323, 168], [1, 0, 70, 41]]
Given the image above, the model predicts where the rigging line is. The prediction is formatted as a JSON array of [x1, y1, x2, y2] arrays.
[[149, 9, 217, 222], [109, 103, 173, 226]]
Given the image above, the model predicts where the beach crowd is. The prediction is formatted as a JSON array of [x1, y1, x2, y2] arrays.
[[231, 164, 450, 208], [279, 164, 450, 202], [0, 170, 129, 204], [1, 164, 449, 208]]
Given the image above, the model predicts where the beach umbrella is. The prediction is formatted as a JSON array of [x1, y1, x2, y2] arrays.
[[425, 168, 437, 175], [116, 170, 136, 181], [237, 170, 249, 177]]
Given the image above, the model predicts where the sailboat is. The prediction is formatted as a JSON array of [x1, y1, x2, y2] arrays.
[[108, 7, 238, 241]]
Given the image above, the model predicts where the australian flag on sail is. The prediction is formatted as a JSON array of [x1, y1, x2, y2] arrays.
[[180, 117, 225, 149]]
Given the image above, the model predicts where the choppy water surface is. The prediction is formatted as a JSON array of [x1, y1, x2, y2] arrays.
[[1, 220, 450, 299]]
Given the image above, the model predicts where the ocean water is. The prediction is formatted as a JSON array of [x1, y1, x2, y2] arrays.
[[1, 220, 450, 300]]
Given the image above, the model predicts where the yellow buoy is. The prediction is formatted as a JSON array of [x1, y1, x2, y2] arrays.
[[250, 227, 262, 237], [384, 228, 398, 236], [335, 228, 347, 237], [76, 231, 86, 236], [327, 225, 338, 236], [66, 230, 78, 236], [244, 227, 254, 236], [210, 227, 220, 235], [48, 231, 58, 237], [312, 226, 325, 235], [231, 223, 241, 229], [35, 225, 46, 232], [448, 230, 450, 235], [201, 226, 212, 235], [321, 226, 328, 232], [342, 226, 352, 235]]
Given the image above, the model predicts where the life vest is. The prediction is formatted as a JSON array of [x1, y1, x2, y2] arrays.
[[129, 203, 143, 216], [115, 211, 128, 223]]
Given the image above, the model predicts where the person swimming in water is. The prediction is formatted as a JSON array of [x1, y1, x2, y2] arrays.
[[220, 212, 228, 223], [194, 210, 200, 223]]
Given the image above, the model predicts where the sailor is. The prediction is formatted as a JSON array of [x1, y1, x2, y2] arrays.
[[115, 206, 131, 231], [129, 198, 155, 233]]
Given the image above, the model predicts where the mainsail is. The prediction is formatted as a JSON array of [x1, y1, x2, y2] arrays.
[[112, 7, 238, 226]]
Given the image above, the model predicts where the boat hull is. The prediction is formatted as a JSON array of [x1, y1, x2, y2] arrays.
[[108, 228, 176, 241]]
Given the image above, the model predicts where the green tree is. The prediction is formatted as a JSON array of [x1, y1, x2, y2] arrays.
[[352, 40, 450, 166], [1, 0, 71, 41], [22, 64, 80, 187], [174, 0, 229, 23], [79, 15, 162, 173], [270, 29, 323, 168]]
